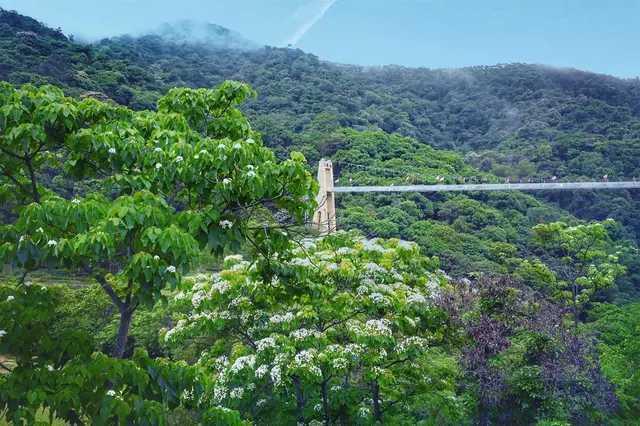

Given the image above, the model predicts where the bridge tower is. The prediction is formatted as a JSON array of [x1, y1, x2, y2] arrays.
[[313, 159, 336, 234]]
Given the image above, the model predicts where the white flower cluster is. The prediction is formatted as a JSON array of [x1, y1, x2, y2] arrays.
[[365, 262, 387, 274], [396, 239, 417, 250], [289, 328, 322, 340], [396, 336, 429, 354], [369, 292, 387, 305], [211, 277, 230, 294], [269, 312, 294, 324], [293, 349, 322, 377], [230, 355, 256, 374], [229, 387, 244, 399], [407, 293, 427, 305], [191, 291, 206, 308], [256, 337, 276, 352], [331, 357, 348, 370], [360, 239, 387, 253], [219, 220, 234, 229], [357, 285, 369, 296], [289, 257, 312, 267], [363, 319, 392, 337], [270, 364, 283, 387], [336, 246, 355, 255], [255, 364, 269, 379], [164, 319, 186, 342], [224, 254, 244, 265]]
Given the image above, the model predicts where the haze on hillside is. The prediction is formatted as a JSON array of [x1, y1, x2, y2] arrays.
[[0, 0, 638, 79]]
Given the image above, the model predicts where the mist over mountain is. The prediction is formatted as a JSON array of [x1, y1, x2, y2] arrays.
[[144, 20, 260, 50]]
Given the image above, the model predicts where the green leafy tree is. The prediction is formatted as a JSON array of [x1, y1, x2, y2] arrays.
[[532, 220, 626, 327], [0, 82, 316, 422], [166, 232, 469, 425]]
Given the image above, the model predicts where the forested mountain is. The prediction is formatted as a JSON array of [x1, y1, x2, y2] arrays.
[[2, 8, 640, 424], [2, 8, 640, 244]]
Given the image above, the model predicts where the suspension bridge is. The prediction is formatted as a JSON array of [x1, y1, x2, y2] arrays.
[[312, 159, 640, 234]]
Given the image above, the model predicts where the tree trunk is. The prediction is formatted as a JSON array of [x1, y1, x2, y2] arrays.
[[371, 380, 382, 423], [321, 379, 330, 425], [293, 375, 306, 425], [113, 303, 134, 358]]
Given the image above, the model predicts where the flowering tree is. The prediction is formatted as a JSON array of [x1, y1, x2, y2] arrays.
[[166, 232, 469, 425], [0, 82, 316, 359], [0, 81, 316, 423]]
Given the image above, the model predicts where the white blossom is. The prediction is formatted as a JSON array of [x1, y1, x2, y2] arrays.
[[6, 295, 14, 302], [246, 138, 255, 144], [108, 147, 116, 155], [359, 407, 370, 418], [47, 240, 57, 247], [47, 365, 55, 371], [229, 387, 244, 399], [155, 162, 162, 169], [217, 143, 226, 150], [369, 292, 386, 305], [222, 178, 231, 186], [0, 330, 6, 338], [154, 147, 162, 153], [290, 257, 312, 267], [219, 220, 233, 229], [290, 328, 320, 340], [256, 337, 276, 352], [256, 398, 267, 408], [191, 291, 206, 308], [247, 170, 256, 178], [71, 198, 81, 204], [255, 364, 269, 379], [364, 319, 392, 336], [154, 255, 160, 261], [106, 390, 116, 396], [314, 403, 322, 412], [270, 364, 283, 387], [365, 262, 386, 274], [233, 143, 242, 150], [213, 386, 227, 403], [269, 312, 294, 324], [174, 155, 184, 162], [166, 265, 176, 273], [230, 355, 256, 373], [332, 357, 348, 370], [407, 293, 427, 304]]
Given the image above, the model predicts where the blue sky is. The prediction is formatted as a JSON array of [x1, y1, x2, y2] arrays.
[[2, 0, 639, 78]]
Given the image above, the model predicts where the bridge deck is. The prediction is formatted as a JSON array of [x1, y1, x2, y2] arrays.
[[333, 181, 640, 193]]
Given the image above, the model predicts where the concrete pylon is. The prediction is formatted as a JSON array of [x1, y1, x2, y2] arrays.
[[313, 159, 336, 234]]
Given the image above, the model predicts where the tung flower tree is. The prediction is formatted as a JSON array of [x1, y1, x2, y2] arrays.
[[166, 232, 469, 425]]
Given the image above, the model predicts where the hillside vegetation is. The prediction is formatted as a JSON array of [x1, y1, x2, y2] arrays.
[[1, 8, 640, 425]]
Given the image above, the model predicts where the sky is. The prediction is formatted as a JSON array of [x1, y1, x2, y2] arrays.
[[1, 0, 639, 79]]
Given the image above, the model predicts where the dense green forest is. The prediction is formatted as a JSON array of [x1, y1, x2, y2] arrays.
[[1, 8, 640, 241], [1, 8, 640, 425]]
